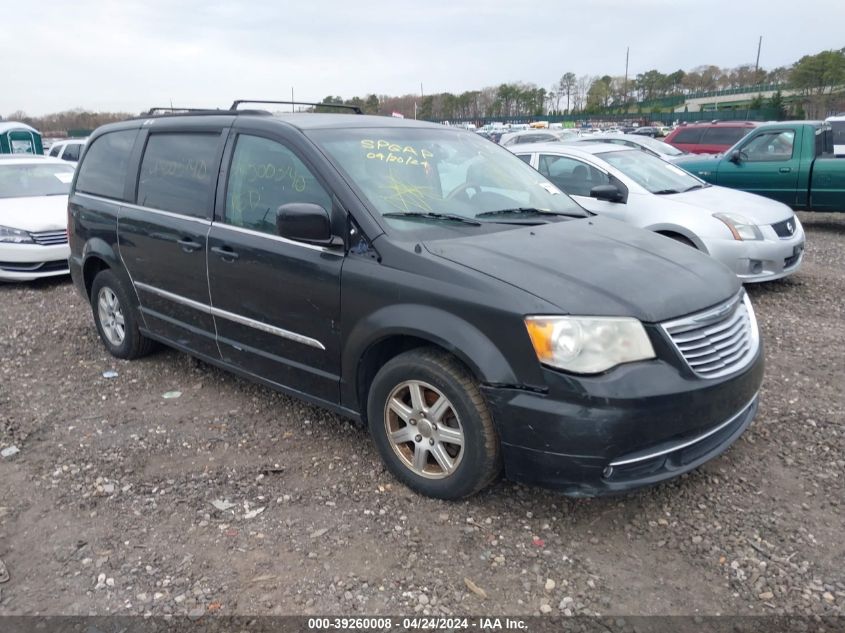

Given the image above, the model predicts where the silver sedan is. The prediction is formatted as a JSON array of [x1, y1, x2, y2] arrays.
[[571, 133, 690, 162], [510, 142, 805, 283]]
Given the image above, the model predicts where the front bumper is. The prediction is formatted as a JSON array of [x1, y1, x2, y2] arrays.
[[706, 225, 805, 283], [0, 243, 70, 281], [482, 343, 764, 496]]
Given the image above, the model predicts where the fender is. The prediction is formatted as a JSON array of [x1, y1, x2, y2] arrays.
[[644, 223, 710, 253], [80, 237, 145, 325], [82, 236, 122, 272], [341, 303, 523, 411]]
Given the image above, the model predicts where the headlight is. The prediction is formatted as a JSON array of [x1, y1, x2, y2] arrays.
[[713, 213, 763, 241], [524, 315, 655, 374], [0, 225, 34, 244]]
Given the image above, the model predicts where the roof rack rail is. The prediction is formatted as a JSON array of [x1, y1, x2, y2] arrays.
[[229, 99, 363, 114], [144, 107, 221, 115]]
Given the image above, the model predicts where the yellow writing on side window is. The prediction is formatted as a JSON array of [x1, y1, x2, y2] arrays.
[[360, 140, 434, 167], [232, 162, 306, 192]]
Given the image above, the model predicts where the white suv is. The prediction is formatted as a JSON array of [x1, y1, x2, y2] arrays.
[[47, 138, 87, 164]]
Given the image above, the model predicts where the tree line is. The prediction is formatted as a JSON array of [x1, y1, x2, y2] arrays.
[[322, 48, 845, 121], [4, 49, 844, 130]]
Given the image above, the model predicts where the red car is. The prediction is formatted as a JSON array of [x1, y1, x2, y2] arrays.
[[664, 121, 759, 155]]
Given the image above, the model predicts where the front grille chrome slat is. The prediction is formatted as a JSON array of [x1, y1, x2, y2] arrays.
[[661, 291, 760, 379], [30, 230, 68, 246]]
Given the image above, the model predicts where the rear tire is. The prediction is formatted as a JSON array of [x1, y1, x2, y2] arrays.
[[90, 269, 154, 360], [367, 348, 501, 499]]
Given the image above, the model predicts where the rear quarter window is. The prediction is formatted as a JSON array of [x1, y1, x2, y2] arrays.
[[136, 133, 220, 218], [75, 130, 138, 200]]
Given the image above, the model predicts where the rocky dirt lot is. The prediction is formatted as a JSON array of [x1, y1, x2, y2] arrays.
[[0, 212, 842, 620]]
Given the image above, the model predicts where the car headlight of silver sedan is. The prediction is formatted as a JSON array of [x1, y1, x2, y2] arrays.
[[525, 316, 655, 374], [0, 225, 34, 244], [713, 213, 763, 241]]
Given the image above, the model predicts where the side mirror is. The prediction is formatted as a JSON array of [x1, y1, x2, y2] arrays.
[[590, 184, 624, 203], [275, 203, 335, 245], [728, 150, 743, 164]]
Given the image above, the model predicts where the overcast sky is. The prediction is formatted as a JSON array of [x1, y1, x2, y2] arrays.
[[4, 0, 844, 116]]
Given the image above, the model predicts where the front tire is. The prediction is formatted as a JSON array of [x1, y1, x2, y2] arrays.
[[367, 348, 501, 499], [90, 269, 154, 359]]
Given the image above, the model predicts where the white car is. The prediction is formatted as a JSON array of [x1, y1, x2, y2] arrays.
[[826, 115, 844, 157], [0, 156, 74, 281], [46, 138, 87, 164], [510, 142, 805, 282], [499, 128, 580, 146], [573, 133, 689, 162]]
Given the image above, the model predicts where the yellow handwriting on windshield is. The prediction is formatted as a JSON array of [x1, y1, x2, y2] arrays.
[[361, 140, 433, 168], [377, 173, 437, 213]]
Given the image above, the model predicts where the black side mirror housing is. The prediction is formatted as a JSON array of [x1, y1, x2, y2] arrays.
[[590, 184, 624, 203], [275, 203, 337, 245], [728, 150, 742, 164]]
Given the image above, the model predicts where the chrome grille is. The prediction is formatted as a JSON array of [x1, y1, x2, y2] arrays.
[[661, 291, 759, 379], [30, 229, 68, 246]]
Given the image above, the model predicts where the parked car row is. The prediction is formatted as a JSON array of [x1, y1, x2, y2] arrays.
[[676, 121, 844, 212], [509, 142, 804, 282]]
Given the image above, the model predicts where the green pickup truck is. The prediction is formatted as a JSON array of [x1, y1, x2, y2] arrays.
[[676, 121, 844, 212]]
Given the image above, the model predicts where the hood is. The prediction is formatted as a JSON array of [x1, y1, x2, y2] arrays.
[[673, 154, 721, 176], [424, 216, 740, 323], [666, 185, 794, 225], [0, 195, 68, 232]]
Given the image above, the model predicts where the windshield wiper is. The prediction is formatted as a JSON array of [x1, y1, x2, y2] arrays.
[[683, 184, 708, 192], [382, 212, 481, 226], [475, 207, 582, 218], [652, 189, 681, 195]]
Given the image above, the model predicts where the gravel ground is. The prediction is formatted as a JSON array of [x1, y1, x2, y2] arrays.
[[0, 211, 842, 619]]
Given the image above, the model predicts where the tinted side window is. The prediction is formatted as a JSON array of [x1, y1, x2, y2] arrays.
[[137, 133, 219, 217], [75, 130, 138, 200], [62, 143, 81, 161], [701, 127, 750, 146], [225, 135, 332, 235], [49, 145, 62, 157], [516, 154, 532, 164], [671, 129, 704, 144]]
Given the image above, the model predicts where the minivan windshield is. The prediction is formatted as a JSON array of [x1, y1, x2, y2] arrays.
[[598, 149, 706, 194], [310, 127, 587, 230], [0, 163, 75, 198]]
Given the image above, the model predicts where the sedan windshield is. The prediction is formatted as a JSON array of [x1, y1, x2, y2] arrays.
[[630, 135, 684, 156], [0, 163, 75, 198], [598, 149, 704, 194], [310, 127, 586, 230]]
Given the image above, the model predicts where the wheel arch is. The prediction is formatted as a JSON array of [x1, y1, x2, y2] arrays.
[[81, 237, 124, 298], [344, 305, 521, 417], [647, 224, 709, 253]]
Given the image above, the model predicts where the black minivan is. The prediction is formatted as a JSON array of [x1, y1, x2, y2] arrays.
[[68, 103, 764, 499]]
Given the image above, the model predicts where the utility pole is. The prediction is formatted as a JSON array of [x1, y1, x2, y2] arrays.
[[291, 87, 295, 112], [624, 46, 629, 108], [754, 36, 762, 76]]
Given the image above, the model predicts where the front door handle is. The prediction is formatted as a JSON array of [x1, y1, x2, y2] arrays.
[[779, 167, 792, 173], [177, 238, 202, 252], [211, 245, 239, 261]]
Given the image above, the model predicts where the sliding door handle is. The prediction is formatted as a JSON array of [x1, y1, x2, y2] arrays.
[[177, 238, 202, 252], [211, 245, 239, 261]]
